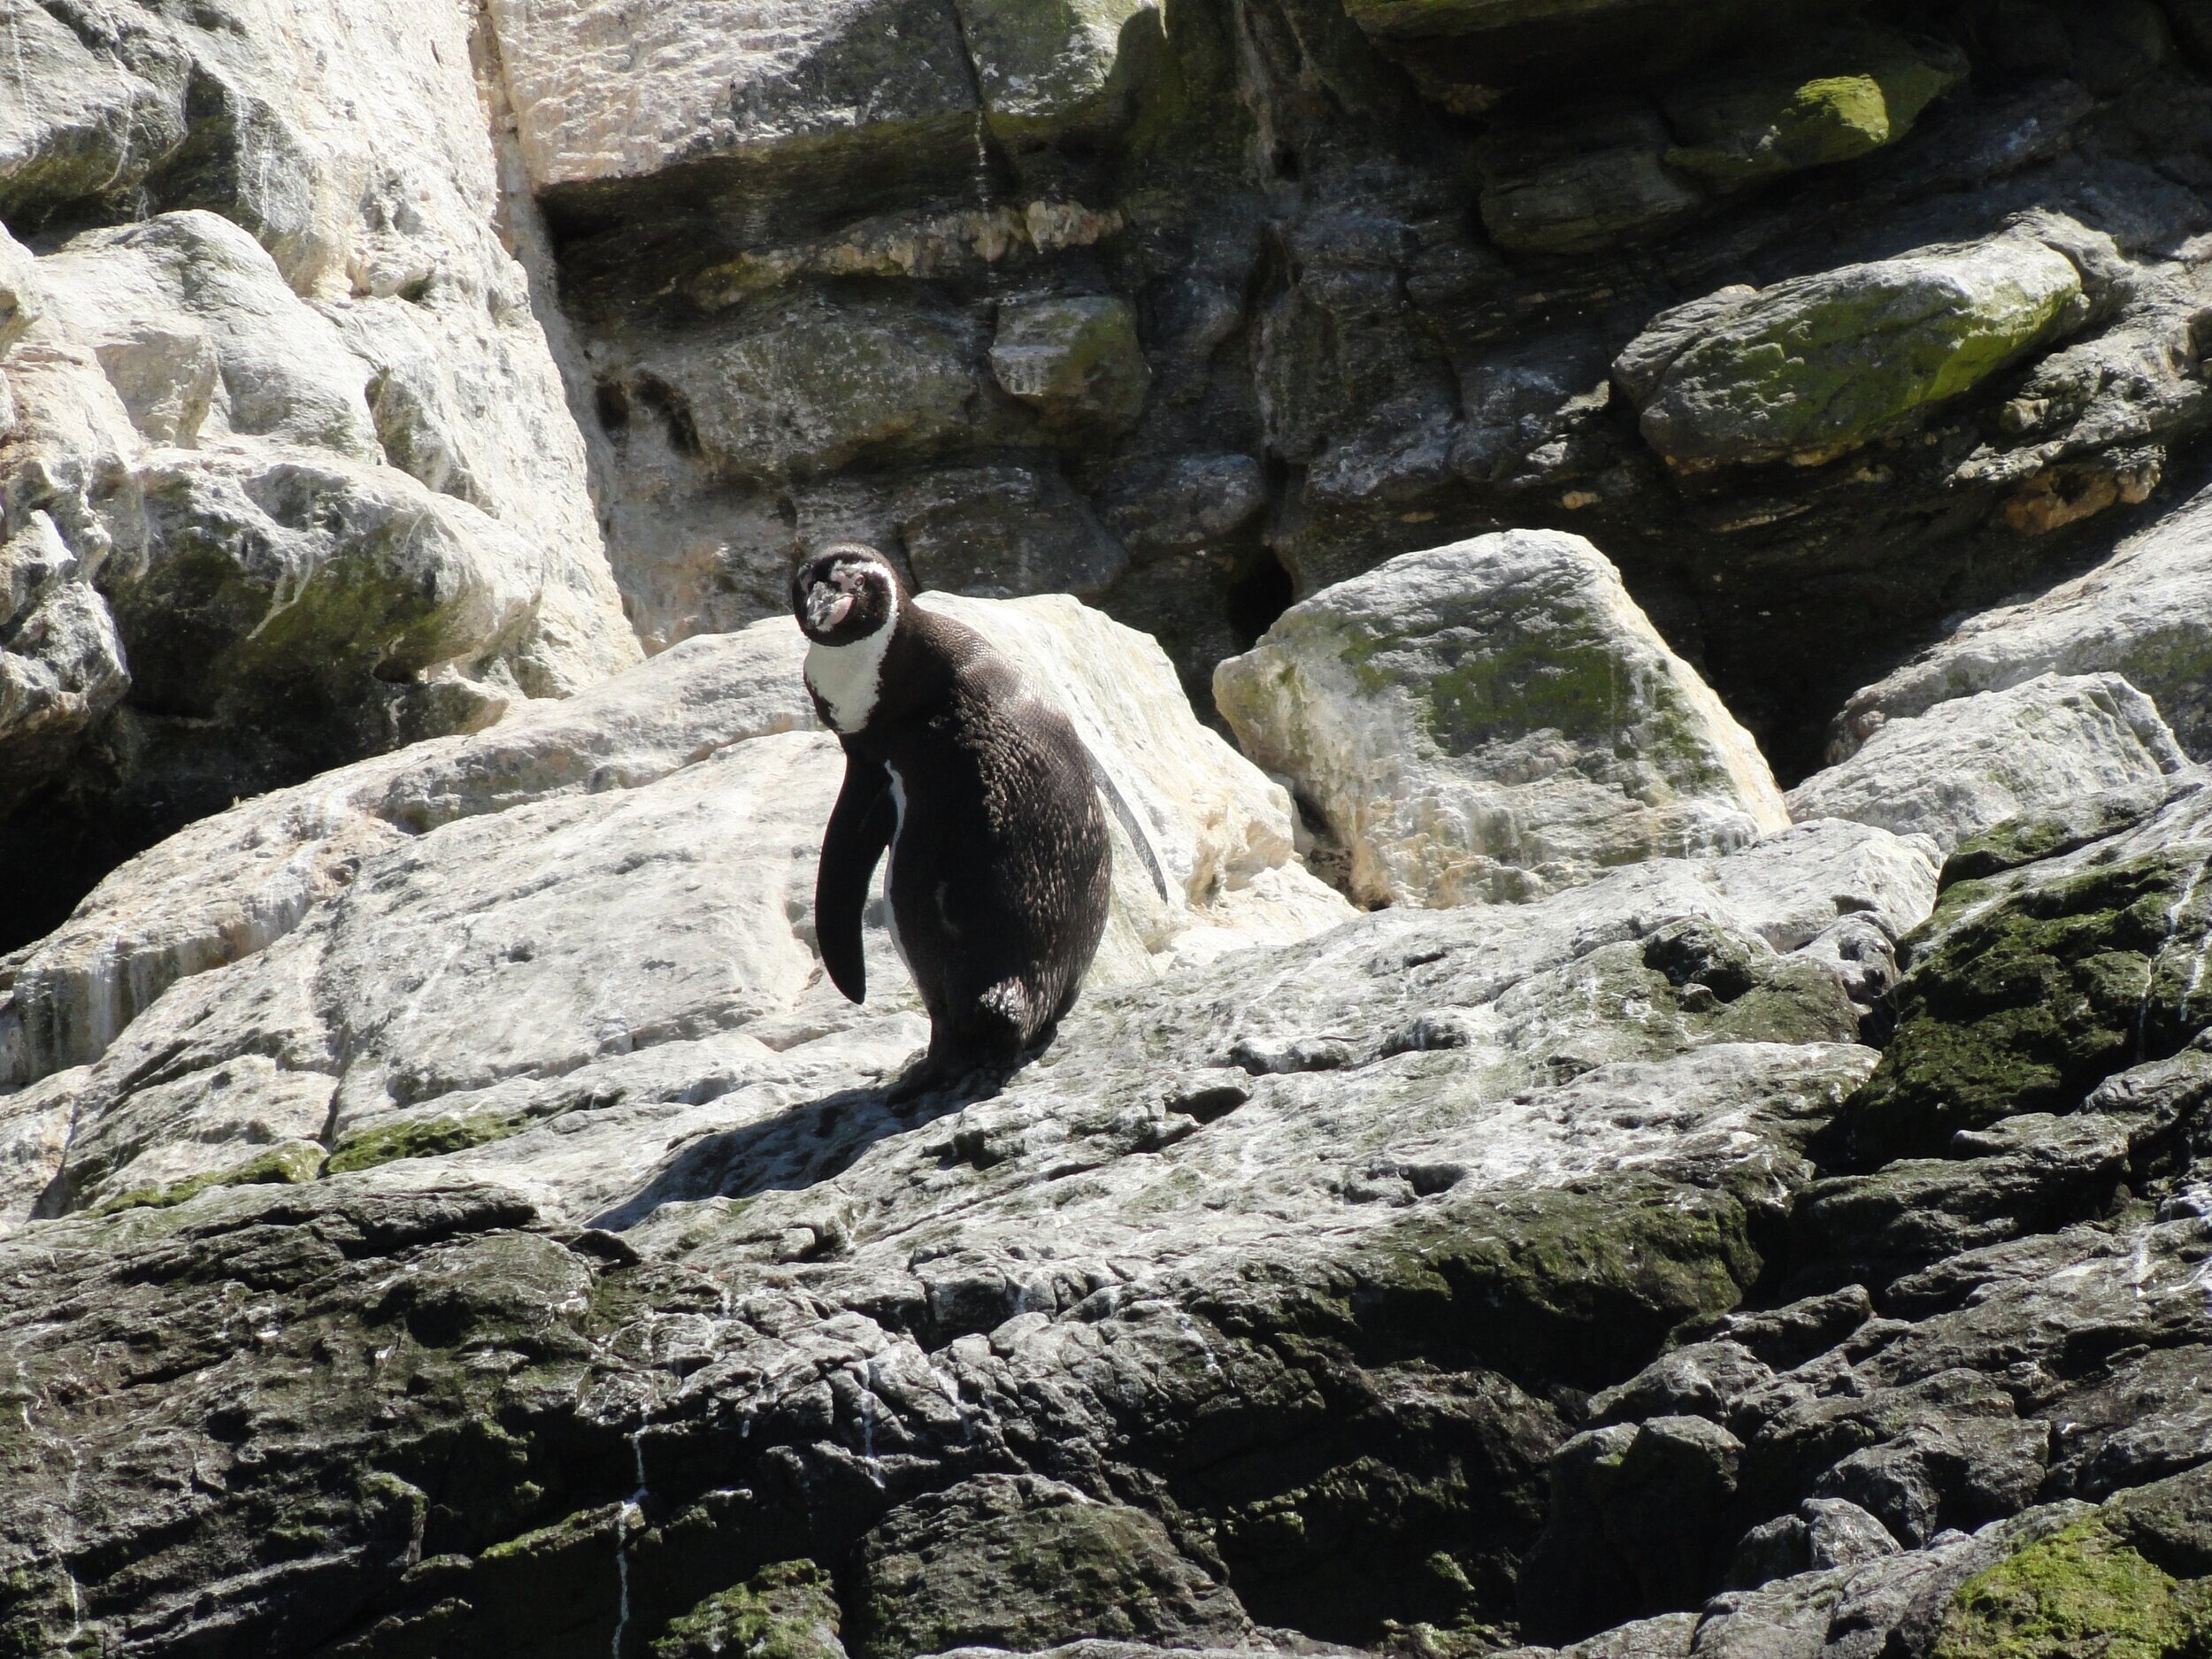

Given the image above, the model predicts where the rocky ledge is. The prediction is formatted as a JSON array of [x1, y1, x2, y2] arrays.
[[7, 518, 2212, 1659], [9, 1, 2212, 1657]]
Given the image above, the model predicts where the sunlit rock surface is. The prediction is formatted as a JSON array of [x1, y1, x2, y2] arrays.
[[1215, 532, 1790, 908]]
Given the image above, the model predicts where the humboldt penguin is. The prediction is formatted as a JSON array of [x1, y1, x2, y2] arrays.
[[792, 543, 1112, 1098]]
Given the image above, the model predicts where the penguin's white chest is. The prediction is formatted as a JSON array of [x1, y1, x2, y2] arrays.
[[804, 627, 893, 734]]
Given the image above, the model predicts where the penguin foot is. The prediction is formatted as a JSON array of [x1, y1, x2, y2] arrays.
[[886, 1047, 1019, 1107]]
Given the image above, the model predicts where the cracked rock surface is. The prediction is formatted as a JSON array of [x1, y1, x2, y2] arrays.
[[14, 1, 2212, 1657]]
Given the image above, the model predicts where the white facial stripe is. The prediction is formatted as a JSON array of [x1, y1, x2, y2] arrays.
[[803, 581, 897, 733]]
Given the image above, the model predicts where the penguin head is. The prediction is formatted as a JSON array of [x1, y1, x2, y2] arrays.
[[793, 543, 902, 646]]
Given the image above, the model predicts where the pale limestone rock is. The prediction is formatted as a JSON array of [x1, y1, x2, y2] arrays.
[[0, 1071, 69, 1224], [0, 0, 636, 694], [1213, 530, 1791, 909], [42, 212, 380, 457], [1836, 479, 2212, 764], [0, 597, 1350, 1212], [1789, 673, 2189, 852], [484, 0, 976, 192], [485, 0, 1157, 193], [0, 198, 627, 835], [0, 514, 127, 810]]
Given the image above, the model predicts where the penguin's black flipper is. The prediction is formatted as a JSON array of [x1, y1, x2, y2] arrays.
[[817, 755, 895, 1003]]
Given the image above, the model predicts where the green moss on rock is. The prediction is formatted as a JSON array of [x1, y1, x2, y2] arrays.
[[1932, 1518, 2212, 1659], [1357, 1176, 1763, 1389], [853, 1473, 1247, 1659], [325, 1110, 534, 1174], [1664, 33, 1965, 187], [90, 1141, 326, 1214], [1834, 848, 2212, 1167], [1627, 234, 2085, 471], [652, 1560, 844, 1659]]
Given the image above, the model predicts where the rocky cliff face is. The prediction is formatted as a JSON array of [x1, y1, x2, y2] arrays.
[[9, 3, 2212, 1658]]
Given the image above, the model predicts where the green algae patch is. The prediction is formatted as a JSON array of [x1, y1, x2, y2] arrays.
[[1833, 847, 2212, 1167], [90, 1141, 326, 1215], [1664, 33, 1965, 188], [1355, 1177, 1763, 1391], [1932, 1519, 2212, 1659], [653, 1560, 844, 1659], [326, 1109, 535, 1174], [1626, 234, 2085, 471]]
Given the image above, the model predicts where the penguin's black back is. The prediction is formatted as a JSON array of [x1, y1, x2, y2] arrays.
[[824, 599, 1111, 1070]]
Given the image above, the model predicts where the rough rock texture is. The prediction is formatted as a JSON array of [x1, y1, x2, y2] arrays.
[[0, 0, 639, 950], [16, 1, 2212, 1657], [449, 0, 2212, 801], [1214, 531, 1789, 907], [1838, 476, 2212, 765], [1787, 672, 2191, 852], [0, 592, 1348, 1199], [851, 1474, 1251, 1655], [0, 782, 1940, 1654], [1615, 227, 2089, 472]]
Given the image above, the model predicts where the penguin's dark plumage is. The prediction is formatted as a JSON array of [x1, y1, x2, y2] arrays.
[[793, 544, 1112, 1097]]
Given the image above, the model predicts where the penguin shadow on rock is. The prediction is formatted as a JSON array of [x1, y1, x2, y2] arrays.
[[789, 541, 1121, 1103], [588, 1079, 964, 1234]]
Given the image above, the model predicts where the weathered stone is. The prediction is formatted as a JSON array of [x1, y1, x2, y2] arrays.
[[955, 0, 1164, 136], [898, 466, 1131, 598], [653, 1559, 847, 1659], [1828, 782, 2212, 1168], [1786, 674, 2190, 853], [1102, 455, 1268, 556], [485, 0, 978, 193], [46, 211, 380, 457], [1618, 231, 2088, 471], [0, 0, 640, 948], [1725, 1497, 1900, 1588], [0, 516, 127, 811], [0, 1, 191, 228], [1475, 104, 1706, 257], [853, 1474, 1248, 1656], [1661, 29, 1966, 188], [1213, 531, 1790, 909], [989, 296, 1151, 434], [1837, 478, 2212, 764], [642, 295, 981, 482], [1790, 1111, 2133, 1289], [1930, 1514, 2212, 1659]]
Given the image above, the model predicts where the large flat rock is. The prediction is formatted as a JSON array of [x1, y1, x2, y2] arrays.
[[0, 594, 1350, 1206]]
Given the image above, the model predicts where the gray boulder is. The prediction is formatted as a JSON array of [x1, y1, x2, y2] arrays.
[[1214, 531, 1790, 908], [1616, 228, 2089, 472], [1786, 672, 2190, 852], [1836, 477, 2212, 762]]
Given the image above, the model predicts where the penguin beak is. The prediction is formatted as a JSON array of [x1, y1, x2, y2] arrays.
[[807, 583, 855, 633]]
